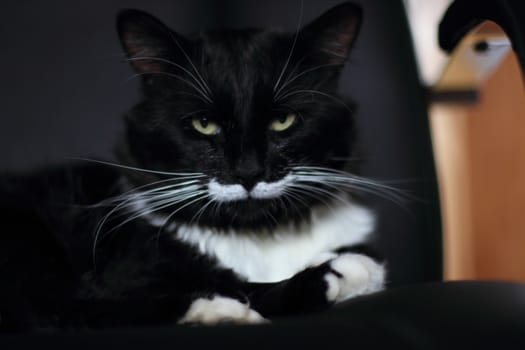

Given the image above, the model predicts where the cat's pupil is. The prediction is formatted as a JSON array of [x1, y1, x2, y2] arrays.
[[278, 115, 287, 123], [200, 118, 209, 128]]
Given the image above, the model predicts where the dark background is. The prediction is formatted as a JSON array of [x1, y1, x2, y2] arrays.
[[0, 0, 442, 286]]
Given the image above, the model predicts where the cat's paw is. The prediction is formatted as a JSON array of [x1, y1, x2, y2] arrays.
[[323, 253, 385, 303], [179, 295, 268, 325]]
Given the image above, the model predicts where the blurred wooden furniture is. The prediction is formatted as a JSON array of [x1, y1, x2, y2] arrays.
[[430, 21, 525, 280]]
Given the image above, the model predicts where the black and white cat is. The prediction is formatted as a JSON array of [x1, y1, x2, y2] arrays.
[[0, 2, 387, 331]]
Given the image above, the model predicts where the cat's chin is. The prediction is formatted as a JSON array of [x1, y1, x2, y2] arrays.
[[184, 196, 310, 231]]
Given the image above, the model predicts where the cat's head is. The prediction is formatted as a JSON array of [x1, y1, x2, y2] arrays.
[[116, 2, 362, 229]]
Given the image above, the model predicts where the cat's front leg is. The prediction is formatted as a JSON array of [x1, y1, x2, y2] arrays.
[[179, 295, 267, 325], [57, 294, 267, 329], [247, 251, 386, 317], [322, 253, 385, 303]]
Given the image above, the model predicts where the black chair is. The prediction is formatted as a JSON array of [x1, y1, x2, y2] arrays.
[[439, 0, 525, 76], [1, 0, 525, 348]]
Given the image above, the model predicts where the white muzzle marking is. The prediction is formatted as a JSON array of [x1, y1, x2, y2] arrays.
[[250, 174, 294, 199], [207, 174, 294, 202], [208, 179, 248, 202]]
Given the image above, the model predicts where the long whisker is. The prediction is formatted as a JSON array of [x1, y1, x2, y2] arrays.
[[273, 0, 304, 93], [189, 197, 214, 225], [293, 166, 410, 194], [174, 91, 213, 105], [294, 175, 408, 208], [107, 188, 206, 233], [264, 207, 279, 227], [92, 197, 133, 270], [69, 157, 207, 177], [281, 190, 308, 221], [288, 182, 349, 205], [294, 171, 407, 197], [283, 188, 309, 208], [155, 193, 210, 242], [92, 185, 202, 269], [276, 89, 353, 113], [274, 63, 342, 100], [91, 173, 206, 269], [76, 178, 186, 209], [106, 183, 205, 218], [286, 185, 335, 210], [166, 31, 214, 98], [99, 179, 202, 207], [291, 166, 417, 208], [127, 56, 212, 100], [294, 172, 406, 194]]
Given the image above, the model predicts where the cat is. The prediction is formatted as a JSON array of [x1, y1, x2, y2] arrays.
[[0, 2, 387, 331]]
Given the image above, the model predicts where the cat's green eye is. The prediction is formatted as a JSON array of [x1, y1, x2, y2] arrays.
[[192, 117, 220, 136], [270, 113, 297, 132]]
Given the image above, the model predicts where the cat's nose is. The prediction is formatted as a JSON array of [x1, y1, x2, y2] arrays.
[[233, 154, 264, 191], [233, 150, 265, 191], [234, 167, 264, 191]]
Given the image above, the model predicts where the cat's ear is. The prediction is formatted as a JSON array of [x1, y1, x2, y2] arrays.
[[301, 2, 362, 64], [117, 9, 186, 73]]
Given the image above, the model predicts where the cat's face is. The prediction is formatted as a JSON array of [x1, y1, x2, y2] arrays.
[[116, 3, 362, 229]]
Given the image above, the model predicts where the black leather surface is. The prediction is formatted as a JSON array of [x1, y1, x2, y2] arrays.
[[1, 281, 524, 349]]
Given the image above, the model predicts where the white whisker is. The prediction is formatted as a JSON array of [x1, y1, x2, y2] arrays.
[[276, 89, 353, 113], [280, 190, 306, 221], [295, 175, 407, 208], [90, 169, 207, 270], [189, 197, 214, 225], [92, 186, 203, 269], [293, 167, 410, 196], [69, 157, 206, 177], [107, 189, 207, 234], [127, 56, 212, 100], [100, 180, 202, 206], [274, 63, 342, 101], [166, 31, 214, 98], [272, 0, 304, 94], [108, 185, 205, 220], [286, 185, 335, 209], [288, 182, 348, 205], [290, 165, 416, 209], [155, 193, 211, 240]]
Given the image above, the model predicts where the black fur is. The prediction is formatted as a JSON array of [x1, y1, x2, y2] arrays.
[[0, 2, 378, 332]]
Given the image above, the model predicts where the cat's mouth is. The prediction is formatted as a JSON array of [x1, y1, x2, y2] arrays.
[[207, 175, 295, 203]]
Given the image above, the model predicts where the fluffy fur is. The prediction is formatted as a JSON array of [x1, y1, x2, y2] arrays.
[[173, 202, 375, 283], [0, 2, 388, 332]]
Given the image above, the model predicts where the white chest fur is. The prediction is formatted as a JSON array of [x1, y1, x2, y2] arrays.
[[174, 202, 375, 283]]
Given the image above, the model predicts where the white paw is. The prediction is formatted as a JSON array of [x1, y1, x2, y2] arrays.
[[324, 254, 385, 303], [179, 295, 268, 325]]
